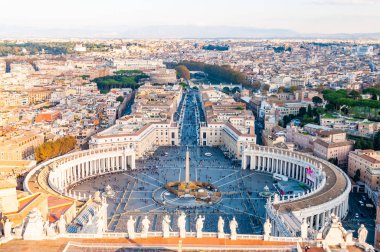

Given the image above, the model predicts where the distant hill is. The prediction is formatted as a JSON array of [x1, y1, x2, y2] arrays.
[[0, 24, 380, 40]]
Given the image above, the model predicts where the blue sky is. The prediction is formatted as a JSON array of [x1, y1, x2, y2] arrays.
[[1, 0, 379, 34]]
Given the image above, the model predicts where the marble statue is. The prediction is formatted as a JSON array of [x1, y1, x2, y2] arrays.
[[141, 216, 151, 238], [301, 219, 308, 239], [127, 216, 136, 239], [331, 213, 339, 224], [273, 193, 280, 204], [196, 215, 205, 238], [104, 185, 115, 198], [13, 224, 23, 238], [57, 216, 66, 234], [162, 214, 171, 238], [44, 220, 50, 236], [4, 219, 13, 238], [217, 216, 225, 238], [93, 191, 102, 203], [358, 224, 368, 244], [46, 223, 56, 237], [319, 213, 355, 247], [177, 212, 186, 238], [263, 219, 272, 241], [23, 208, 45, 240], [87, 214, 93, 225], [229, 217, 238, 240]]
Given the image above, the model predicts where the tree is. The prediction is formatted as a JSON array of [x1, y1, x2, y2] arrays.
[[222, 87, 230, 94], [262, 84, 270, 93], [299, 107, 307, 117], [231, 87, 240, 94], [278, 86, 286, 93], [374, 130, 380, 150], [325, 103, 335, 111], [175, 65, 190, 80], [116, 96, 124, 102], [251, 81, 261, 90], [290, 86, 298, 93], [328, 157, 338, 166], [35, 136, 76, 162], [353, 169, 361, 182], [282, 115, 291, 127], [312, 96, 323, 106], [355, 138, 364, 149], [307, 104, 313, 117], [349, 90, 361, 100]]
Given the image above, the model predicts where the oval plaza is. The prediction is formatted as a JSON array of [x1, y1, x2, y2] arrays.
[[18, 86, 371, 251]]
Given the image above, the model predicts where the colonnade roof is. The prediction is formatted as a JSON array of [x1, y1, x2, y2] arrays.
[[273, 161, 347, 212]]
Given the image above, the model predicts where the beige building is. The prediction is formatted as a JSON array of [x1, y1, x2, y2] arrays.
[[286, 125, 353, 167], [199, 88, 256, 159], [90, 116, 180, 158], [27, 88, 52, 104], [90, 84, 182, 158], [348, 149, 380, 203], [313, 139, 353, 167], [358, 120, 380, 135], [0, 131, 44, 160], [0, 91, 29, 107]]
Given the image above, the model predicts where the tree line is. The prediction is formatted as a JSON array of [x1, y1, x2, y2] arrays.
[[167, 61, 251, 87], [35, 136, 76, 162], [92, 70, 148, 93], [323, 89, 380, 109]]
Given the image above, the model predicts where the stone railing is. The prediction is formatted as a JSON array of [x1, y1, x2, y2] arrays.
[[63, 231, 294, 242]]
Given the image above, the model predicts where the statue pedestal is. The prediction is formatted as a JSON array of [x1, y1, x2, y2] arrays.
[[230, 233, 237, 240], [163, 232, 170, 238], [128, 233, 136, 239], [179, 230, 186, 238], [196, 232, 202, 238], [218, 232, 225, 239], [263, 235, 270, 241], [23, 222, 44, 240], [141, 232, 148, 238]]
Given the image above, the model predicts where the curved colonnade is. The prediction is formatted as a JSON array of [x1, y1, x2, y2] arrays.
[[243, 145, 351, 237], [23, 144, 350, 239], [24, 146, 135, 201]]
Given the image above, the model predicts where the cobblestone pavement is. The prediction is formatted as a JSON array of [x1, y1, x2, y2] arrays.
[[72, 89, 292, 235]]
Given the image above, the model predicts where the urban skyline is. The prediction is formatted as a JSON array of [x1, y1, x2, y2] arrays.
[[1, 0, 380, 38], [0, 1, 379, 252]]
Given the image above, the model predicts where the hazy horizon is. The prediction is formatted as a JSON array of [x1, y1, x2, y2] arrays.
[[1, 0, 380, 39]]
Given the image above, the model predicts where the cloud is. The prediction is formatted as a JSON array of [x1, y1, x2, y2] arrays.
[[311, 0, 379, 5]]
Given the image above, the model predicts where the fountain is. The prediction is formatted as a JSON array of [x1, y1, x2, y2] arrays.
[[258, 185, 274, 198]]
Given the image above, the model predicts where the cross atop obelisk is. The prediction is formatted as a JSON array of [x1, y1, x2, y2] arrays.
[[185, 146, 190, 183]]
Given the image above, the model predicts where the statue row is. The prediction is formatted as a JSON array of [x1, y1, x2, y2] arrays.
[[2, 208, 66, 240], [126, 212, 239, 240], [126, 212, 368, 244]]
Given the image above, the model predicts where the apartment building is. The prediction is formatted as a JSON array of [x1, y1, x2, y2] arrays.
[[0, 131, 44, 160], [199, 88, 256, 159], [89, 84, 182, 158], [348, 149, 380, 203]]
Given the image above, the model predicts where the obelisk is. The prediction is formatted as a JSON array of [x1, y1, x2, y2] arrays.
[[185, 146, 190, 183]]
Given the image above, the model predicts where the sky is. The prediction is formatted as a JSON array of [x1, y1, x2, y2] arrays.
[[1, 0, 380, 35]]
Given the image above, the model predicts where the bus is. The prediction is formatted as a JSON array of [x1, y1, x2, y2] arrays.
[[273, 173, 288, 182]]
